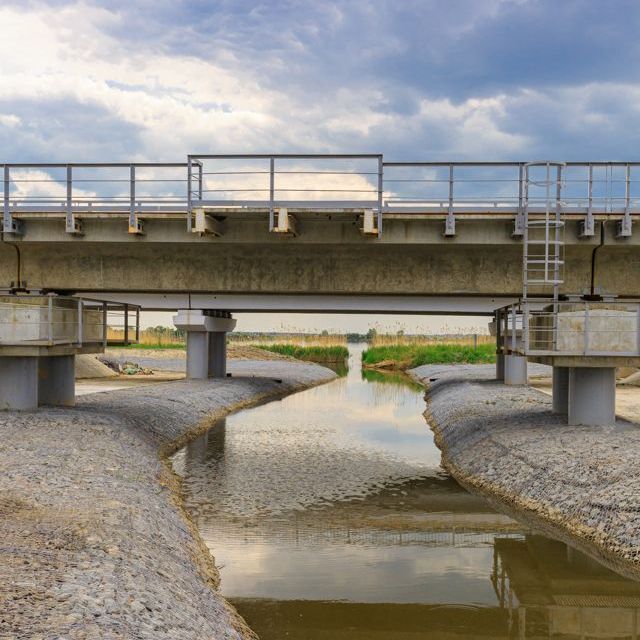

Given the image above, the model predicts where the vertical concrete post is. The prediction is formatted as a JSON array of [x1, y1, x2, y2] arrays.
[[208, 332, 227, 378], [0, 356, 39, 410], [504, 355, 527, 386], [186, 332, 209, 379], [552, 366, 569, 414], [495, 310, 504, 381], [568, 367, 616, 426], [38, 355, 75, 407]]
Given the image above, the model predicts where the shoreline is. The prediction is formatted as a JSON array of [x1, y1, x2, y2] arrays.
[[411, 363, 640, 581], [0, 359, 336, 639]]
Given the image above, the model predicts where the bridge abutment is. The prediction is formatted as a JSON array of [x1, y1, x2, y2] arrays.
[[174, 310, 236, 380]]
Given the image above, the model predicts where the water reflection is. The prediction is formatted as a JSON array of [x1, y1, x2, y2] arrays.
[[172, 344, 640, 639]]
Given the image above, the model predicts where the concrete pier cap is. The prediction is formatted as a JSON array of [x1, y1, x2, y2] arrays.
[[173, 310, 236, 380]]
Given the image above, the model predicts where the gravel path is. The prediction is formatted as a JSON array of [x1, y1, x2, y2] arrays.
[[0, 360, 335, 640], [411, 363, 640, 579]]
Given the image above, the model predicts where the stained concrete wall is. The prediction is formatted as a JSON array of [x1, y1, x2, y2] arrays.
[[0, 220, 638, 298]]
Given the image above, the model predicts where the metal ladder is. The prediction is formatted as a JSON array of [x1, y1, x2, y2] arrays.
[[522, 161, 565, 302]]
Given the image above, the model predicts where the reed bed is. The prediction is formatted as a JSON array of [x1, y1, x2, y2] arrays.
[[255, 344, 349, 363], [362, 341, 496, 369]]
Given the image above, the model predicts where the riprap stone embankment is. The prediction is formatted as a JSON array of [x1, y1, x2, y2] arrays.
[[0, 360, 335, 639], [411, 363, 640, 580]]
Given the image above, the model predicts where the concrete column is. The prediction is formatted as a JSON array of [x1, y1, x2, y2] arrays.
[[186, 332, 209, 379], [504, 354, 527, 386], [208, 332, 227, 378], [568, 367, 616, 426], [552, 366, 569, 414], [495, 310, 504, 381], [38, 355, 75, 407], [0, 356, 39, 410]]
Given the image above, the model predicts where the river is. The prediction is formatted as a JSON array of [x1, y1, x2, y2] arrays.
[[171, 344, 640, 639]]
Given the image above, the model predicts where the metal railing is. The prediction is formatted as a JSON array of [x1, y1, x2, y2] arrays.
[[0, 295, 141, 348], [3, 157, 640, 235], [498, 300, 640, 358]]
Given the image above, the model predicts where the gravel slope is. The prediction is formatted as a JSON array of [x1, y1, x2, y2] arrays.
[[411, 363, 640, 580], [0, 360, 336, 639]]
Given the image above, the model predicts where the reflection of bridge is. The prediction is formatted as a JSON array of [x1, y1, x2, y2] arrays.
[[226, 537, 640, 639], [492, 535, 640, 639]]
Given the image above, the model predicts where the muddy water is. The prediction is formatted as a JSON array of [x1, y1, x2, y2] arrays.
[[171, 345, 640, 639]]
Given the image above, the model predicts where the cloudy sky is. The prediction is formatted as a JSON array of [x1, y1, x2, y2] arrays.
[[1, 0, 636, 332]]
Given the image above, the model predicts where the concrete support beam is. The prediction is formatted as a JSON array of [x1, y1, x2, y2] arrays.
[[0, 357, 38, 410], [38, 355, 75, 407], [174, 310, 236, 380], [504, 354, 527, 386], [568, 367, 616, 426], [186, 332, 209, 380], [208, 332, 227, 378], [552, 366, 569, 414]]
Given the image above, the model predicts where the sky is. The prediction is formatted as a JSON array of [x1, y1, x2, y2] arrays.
[[0, 0, 636, 332]]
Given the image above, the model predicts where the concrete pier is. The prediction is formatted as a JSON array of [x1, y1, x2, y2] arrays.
[[568, 367, 616, 426], [504, 354, 527, 386], [38, 355, 75, 407], [552, 366, 569, 414], [173, 310, 236, 380], [0, 357, 39, 410]]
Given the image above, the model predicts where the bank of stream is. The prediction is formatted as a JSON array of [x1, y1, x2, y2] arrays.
[[172, 345, 640, 639]]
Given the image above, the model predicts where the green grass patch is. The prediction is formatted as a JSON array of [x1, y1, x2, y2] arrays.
[[362, 343, 495, 369], [256, 344, 348, 362]]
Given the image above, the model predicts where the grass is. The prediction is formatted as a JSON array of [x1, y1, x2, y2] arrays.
[[362, 343, 496, 369], [255, 343, 349, 362]]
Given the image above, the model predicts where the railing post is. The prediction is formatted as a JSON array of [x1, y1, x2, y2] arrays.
[[582, 163, 595, 237], [269, 157, 275, 232], [102, 302, 108, 348], [187, 157, 193, 232], [124, 304, 129, 346], [618, 163, 633, 237], [377, 155, 383, 237], [48, 296, 54, 345], [584, 303, 589, 355], [65, 164, 82, 234], [513, 164, 524, 236], [135, 307, 140, 343], [511, 305, 517, 353], [77, 298, 83, 346], [128, 164, 143, 234], [198, 162, 203, 201], [523, 302, 529, 354], [445, 163, 455, 237]]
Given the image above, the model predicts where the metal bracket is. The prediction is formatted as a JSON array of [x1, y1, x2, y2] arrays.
[[617, 215, 633, 238], [128, 165, 144, 234], [361, 209, 379, 237], [193, 208, 223, 236], [444, 213, 456, 237], [271, 208, 298, 236]]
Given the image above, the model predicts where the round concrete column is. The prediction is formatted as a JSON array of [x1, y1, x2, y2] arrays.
[[208, 332, 227, 378], [38, 355, 75, 407], [568, 367, 616, 426], [0, 356, 38, 410], [552, 366, 569, 414], [186, 332, 209, 379], [504, 354, 527, 386]]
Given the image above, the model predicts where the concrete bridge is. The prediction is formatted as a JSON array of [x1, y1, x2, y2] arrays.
[[1, 155, 640, 415]]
